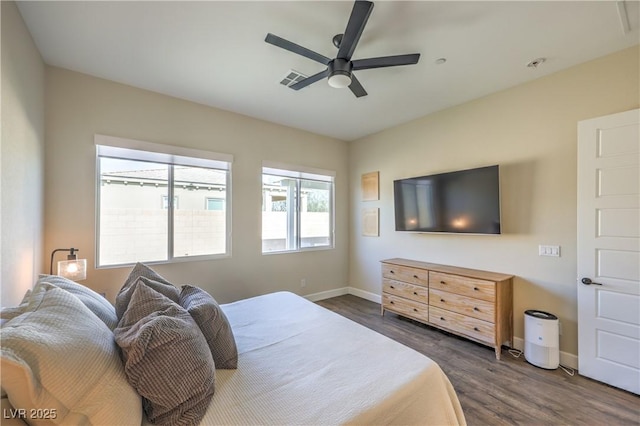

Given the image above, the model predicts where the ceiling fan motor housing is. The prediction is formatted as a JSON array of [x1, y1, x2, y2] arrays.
[[328, 59, 353, 88]]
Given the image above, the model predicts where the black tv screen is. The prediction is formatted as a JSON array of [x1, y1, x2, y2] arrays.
[[394, 165, 501, 234]]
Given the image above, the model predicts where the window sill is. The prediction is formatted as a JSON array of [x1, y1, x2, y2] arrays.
[[262, 246, 334, 256], [96, 252, 231, 270]]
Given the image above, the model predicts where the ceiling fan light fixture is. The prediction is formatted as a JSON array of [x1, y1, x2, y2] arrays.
[[328, 71, 352, 89], [327, 58, 353, 89]]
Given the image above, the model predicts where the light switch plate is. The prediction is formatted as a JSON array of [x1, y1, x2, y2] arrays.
[[539, 245, 560, 257]]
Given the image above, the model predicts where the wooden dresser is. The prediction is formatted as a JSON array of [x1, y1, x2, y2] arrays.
[[381, 258, 513, 360]]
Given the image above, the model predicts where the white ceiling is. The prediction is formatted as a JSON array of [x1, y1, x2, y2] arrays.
[[17, 1, 640, 141]]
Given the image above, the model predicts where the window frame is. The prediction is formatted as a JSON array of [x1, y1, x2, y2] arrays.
[[261, 161, 335, 254], [95, 134, 233, 268]]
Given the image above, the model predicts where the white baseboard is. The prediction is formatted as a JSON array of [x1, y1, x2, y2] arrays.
[[512, 337, 578, 369], [347, 287, 381, 303], [304, 287, 348, 302], [304, 286, 381, 303]]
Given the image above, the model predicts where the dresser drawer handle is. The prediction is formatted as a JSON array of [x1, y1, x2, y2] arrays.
[[440, 298, 445, 303], [473, 327, 479, 331], [440, 317, 446, 321], [413, 291, 418, 295], [413, 274, 419, 279], [390, 285, 395, 289], [473, 307, 479, 311], [390, 270, 395, 274], [440, 281, 446, 285], [390, 301, 394, 304], [473, 287, 479, 291], [413, 308, 418, 312]]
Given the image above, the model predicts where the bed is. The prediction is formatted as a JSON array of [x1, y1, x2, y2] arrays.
[[185, 291, 465, 425], [1, 267, 465, 426]]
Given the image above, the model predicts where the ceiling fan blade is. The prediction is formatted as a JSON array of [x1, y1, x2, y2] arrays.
[[348, 73, 368, 98], [290, 69, 330, 91], [352, 53, 421, 70], [337, 1, 374, 61], [265, 33, 331, 65]]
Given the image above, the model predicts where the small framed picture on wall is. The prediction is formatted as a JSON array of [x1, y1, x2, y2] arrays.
[[361, 171, 379, 201], [362, 208, 379, 237]]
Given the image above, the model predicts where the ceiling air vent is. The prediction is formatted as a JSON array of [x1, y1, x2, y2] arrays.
[[280, 70, 308, 87]]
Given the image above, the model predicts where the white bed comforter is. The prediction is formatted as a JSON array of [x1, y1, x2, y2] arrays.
[[191, 291, 466, 426]]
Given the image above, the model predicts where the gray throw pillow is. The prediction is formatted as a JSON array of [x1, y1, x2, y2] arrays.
[[38, 274, 118, 330], [179, 285, 238, 369], [122, 262, 175, 289], [115, 282, 215, 426], [115, 264, 180, 320]]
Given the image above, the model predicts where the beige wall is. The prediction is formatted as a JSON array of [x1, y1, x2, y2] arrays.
[[5, 0, 638, 359], [1, 1, 45, 307], [45, 67, 349, 303], [348, 46, 640, 357]]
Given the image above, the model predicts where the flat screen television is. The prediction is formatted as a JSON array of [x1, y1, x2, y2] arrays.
[[394, 165, 501, 234]]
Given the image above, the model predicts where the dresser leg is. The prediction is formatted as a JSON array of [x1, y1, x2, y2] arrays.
[[495, 346, 501, 360]]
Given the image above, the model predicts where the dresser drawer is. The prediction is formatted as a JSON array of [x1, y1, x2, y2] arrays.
[[429, 289, 495, 323], [382, 293, 429, 323], [383, 278, 428, 303], [429, 306, 494, 344], [382, 264, 428, 287], [429, 271, 495, 302]]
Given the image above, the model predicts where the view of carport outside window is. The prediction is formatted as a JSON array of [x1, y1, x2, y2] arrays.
[[98, 157, 228, 266]]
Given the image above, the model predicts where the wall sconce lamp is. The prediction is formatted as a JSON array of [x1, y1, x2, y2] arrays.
[[50, 247, 87, 281]]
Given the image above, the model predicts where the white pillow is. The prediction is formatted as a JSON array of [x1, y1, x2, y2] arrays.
[[38, 274, 118, 330], [1, 283, 142, 425], [0, 289, 31, 327]]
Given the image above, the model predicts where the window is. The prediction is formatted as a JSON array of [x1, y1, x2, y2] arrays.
[[96, 135, 232, 267], [205, 198, 225, 211], [262, 162, 334, 253]]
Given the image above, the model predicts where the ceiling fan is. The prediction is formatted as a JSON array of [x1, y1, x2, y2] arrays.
[[265, 0, 420, 98]]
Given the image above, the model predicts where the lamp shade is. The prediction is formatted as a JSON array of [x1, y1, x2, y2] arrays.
[[58, 258, 87, 281], [50, 247, 87, 281]]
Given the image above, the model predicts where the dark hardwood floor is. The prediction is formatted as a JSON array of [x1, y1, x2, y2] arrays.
[[316, 295, 639, 426]]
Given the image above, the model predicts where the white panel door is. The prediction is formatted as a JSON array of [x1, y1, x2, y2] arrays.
[[577, 108, 640, 395]]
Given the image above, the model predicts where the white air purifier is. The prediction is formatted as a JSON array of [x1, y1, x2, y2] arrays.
[[524, 310, 559, 369]]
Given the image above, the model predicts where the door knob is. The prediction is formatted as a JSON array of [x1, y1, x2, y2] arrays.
[[581, 277, 603, 286]]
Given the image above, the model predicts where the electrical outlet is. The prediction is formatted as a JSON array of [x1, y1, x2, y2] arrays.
[[538, 245, 560, 257], [300, 278, 306, 288]]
